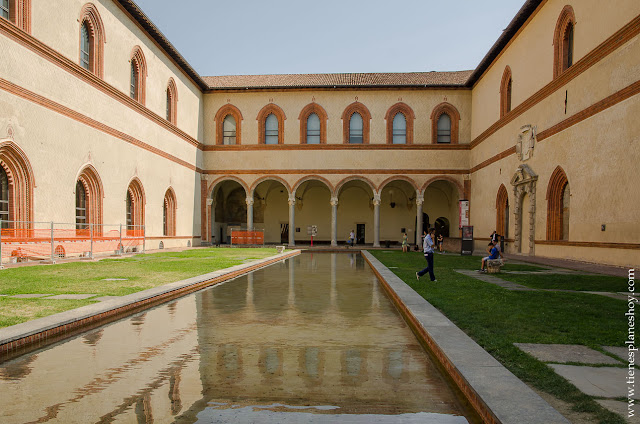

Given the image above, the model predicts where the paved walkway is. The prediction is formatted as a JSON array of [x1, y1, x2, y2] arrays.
[[505, 253, 630, 277], [455, 269, 631, 301]]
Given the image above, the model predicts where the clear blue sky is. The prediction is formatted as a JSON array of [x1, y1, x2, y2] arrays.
[[133, 0, 525, 77]]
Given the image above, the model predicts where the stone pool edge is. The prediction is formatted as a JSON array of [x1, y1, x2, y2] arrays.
[[0, 250, 301, 362], [361, 251, 569, 424]]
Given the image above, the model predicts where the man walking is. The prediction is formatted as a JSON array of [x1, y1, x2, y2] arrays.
[[416, 228, 437, 282]]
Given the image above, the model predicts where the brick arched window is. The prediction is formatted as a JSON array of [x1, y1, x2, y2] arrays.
[[79, 3, 105, 78], [215, 104, 243, 145], [76, 165, 103, 230], [342, 102, 371, 144], [546, 166, 570, 240], [500, 66, 512, 118], [257, 103, 286, 145], [553, 5, 576, 79], [166, 78, 178, 124], [163, 188, 177, 236], [126, 178, 145, 234], [385, 102, 415, 144], [129, 46, 147, 104], [299, 103, 328, 144], [430, 102, 460, 144], [0, 0, 31, 32], [0, 140, 34, 229], [496, 184, 509, 237]]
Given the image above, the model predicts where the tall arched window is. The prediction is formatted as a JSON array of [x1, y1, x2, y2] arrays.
[[257, 103, 286, 144], [349, 113, 363, 144], [265, 114, 279, 144], [553, 5, 576, 79], [129, 46, 147, 104], [342, 102, 371, 144], [79, 3, 105, 78], [1, 0, 32, 32], [75, 181, 87, 230], [126, 178, 145, 235], [306, 113, 321, 144], [80, 22, 91, 71], [385, 102, 415, 144], [223, 115, 236, 145], [500, 66, 512, 118], [546, 166, 570, 240], [126, 191, 133, 230], [0, 166, 8, 228], [215, 104, 243, 145], [496, 184, 509, 238], [166, 78, 178, 124], [163, 188, 176, 236], [437, 114, 451, 143], [430, 102, 460, 144], [392, 113, 407, 144]]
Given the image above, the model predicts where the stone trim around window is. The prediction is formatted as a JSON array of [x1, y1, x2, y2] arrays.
[[553, 5, 577, 79], [384, 102, 415, 144], [298, 102, 328, 144], [341, 102, 371, 144], [430, 102, 460, 144], [78, 3, 105, 78], [257, 103, 286, 145]]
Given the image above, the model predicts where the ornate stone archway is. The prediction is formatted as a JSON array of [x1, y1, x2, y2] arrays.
[[511, 164, 537, 255]]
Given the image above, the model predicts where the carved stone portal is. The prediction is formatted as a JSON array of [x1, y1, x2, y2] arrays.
[[516, 125, 536, 161], [510, 164, 538, 255]]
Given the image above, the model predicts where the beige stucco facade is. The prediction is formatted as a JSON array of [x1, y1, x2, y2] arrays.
[[0, 0, 638, 266]]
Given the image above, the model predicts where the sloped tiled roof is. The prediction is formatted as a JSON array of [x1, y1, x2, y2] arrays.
[[203, 71, 474, 90]]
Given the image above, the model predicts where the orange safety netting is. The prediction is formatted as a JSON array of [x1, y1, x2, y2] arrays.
[[0, 228, 144, 261]]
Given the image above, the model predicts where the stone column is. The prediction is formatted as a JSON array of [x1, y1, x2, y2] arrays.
[[415, 194, 424, 248], [246, 196, 254, 231], [207, 198, 214, 244], [330, 196, 338, 247], [373, 193, 381, 248], [288, 195, 296, 246]]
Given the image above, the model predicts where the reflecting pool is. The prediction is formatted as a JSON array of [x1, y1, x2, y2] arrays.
[[0, 253, 473, 423]]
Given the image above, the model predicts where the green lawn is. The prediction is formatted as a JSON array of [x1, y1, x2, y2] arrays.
[[499, 273, 628, 292], [0, 247, 280, 328], [371, 250, 628, 424]]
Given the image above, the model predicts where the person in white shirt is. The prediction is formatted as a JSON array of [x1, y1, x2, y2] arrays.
[[416, 228, 437, 282]]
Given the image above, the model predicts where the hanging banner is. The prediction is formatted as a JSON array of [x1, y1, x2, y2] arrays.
[[459, 200, 470, 229]]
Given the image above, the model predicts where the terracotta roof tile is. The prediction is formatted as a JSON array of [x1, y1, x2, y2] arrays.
[[203, 71, 474, 89]]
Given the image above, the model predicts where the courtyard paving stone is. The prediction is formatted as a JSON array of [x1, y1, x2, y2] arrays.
[[603, 346, 630, 361], [549, 364, 638, 399], [595, 399, 632, 419], [514, 343, 621, 364], [454, 269, 536, 291], [44, 294, 97, 300], [92, 296, 123, 302], [9, 294, 53, 299]]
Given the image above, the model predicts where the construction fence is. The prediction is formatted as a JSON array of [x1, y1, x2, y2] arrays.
[[0, 220, 145, 266]]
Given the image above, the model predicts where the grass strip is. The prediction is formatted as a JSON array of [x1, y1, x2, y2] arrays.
[[371, 250, 627, 424]]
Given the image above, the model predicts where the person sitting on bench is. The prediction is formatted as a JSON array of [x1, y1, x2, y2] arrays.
[[480, 241, 499, 272]]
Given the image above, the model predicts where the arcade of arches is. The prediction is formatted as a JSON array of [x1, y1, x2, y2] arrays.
[[204, 176, 462, 247]]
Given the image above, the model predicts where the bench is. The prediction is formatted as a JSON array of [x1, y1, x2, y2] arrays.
[[486, 258, 505, 274]]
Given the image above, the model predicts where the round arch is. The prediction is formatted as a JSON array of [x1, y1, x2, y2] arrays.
[[420, 176, 464, 199], [292, 175, 334, 197], [378, 175, 418, 193], [249, 175, 292, 196], [207, 175, 249, 199], [335, 175, 377, 197]]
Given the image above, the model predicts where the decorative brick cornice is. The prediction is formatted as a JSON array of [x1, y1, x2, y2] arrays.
[[553, 5, 576, 79], [499, 66, 512, 118], [341, 102, 371, 144], [430, 102, 460, 144], [215, 104, 243, 145], [298, 103, 328, 144], [257, 103, 286, 144], [546, 166, 568, 240], [79, 3, 105, 79], [385, 102, 415, 144]]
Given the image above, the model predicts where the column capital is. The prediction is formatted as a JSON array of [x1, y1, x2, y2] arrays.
[[245, 197, 254, 206], [330, 196, 339, 207], [288, 195, 296, 206], [416, 194, 424, 205], [372, 193, 381, 206], [206, 198, 214, 206]]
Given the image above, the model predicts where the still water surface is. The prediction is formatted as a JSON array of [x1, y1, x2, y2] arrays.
[[0, 253, 472, 423]]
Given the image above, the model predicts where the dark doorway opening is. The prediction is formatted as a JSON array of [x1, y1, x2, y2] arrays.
[[356, 224, 365, 244]]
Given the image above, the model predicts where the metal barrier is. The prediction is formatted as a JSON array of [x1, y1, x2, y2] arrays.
[[0, 220, 145, 267], [230, 230, 264, 245]]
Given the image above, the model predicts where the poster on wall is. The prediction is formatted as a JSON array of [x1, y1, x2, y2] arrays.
[[459, 200, 470, 229]]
